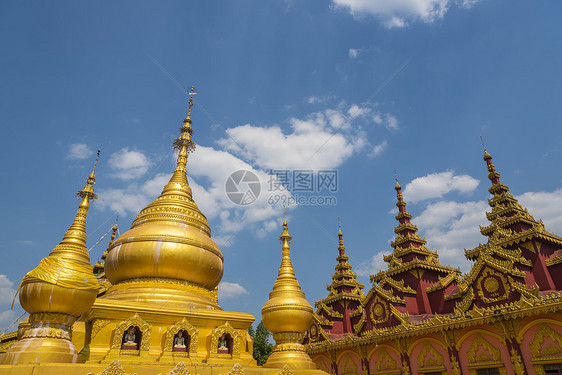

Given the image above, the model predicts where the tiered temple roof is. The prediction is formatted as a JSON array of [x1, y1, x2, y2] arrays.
[[305, 151, 562, 375], [312, 227, 364, 339], [449, 150, 562, 315], [356, 181, 460, 333]]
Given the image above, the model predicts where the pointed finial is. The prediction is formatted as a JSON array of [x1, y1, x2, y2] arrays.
[[338, 217, 342, 236], [279, 206, 292, 244], [77, 150, 99, 201], [186, 85, 197, 121], [90, 149, 100, 178], [174, 87, 197, 154], [394, 170, 401, 191], [480, 136, 492, 160]]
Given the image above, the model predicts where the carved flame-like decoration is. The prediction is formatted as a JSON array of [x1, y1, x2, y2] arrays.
[[159, 361, 190, 375], [87, 360, 136, 375], [374, 348, 396, 371], [466, 333, 503, 372], [529, 323, 562, 359], [416, 343, 444, 370]]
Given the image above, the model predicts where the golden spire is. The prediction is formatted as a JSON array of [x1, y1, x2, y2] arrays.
[[103, 88, 224, 310], [164, 87, 197, 199], [262, 215, 315, 369], [338, 217, 342, 237], [5, 155, 100, 364], [93, 219, 119, 275], [49, 150, 99, 265]]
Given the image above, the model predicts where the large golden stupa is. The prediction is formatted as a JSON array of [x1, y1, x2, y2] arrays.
[[0, 88, 326, 375]]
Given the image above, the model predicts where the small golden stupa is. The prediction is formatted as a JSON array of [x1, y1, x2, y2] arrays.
[[3, 151, 101, 364], [262, 214, 316, 370]]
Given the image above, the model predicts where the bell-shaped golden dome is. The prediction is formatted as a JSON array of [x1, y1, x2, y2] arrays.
[[4, 152, 100, 365], [18, 151, 100, 316], [262, 215, 315, 369], [103, 88, 223, 310]]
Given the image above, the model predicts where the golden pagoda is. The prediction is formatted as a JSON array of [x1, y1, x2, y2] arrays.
[[0, 88, 329, 375], [261, 214, 317, 370], [2, 151, 101, 365]]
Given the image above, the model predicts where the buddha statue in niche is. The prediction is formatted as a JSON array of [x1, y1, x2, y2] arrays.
[[218, 333, 230, 354], [172, 330, 188, 352], [121, 326, 139, 350]]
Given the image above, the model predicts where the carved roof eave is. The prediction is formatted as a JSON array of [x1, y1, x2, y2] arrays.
[[371, 260, 458, 283], [305, 293, 562, 355], [449, 256, 529, 299], [363, 285, 406, 305], [317, 291, 365, 307], [379, 277, 417, 295], [390, 245, 439, 259], [328, 277, 362, 289], [310, 314, 333, 340], [546, 255, 562, 267], [313, 301, 344, 319], [466, 226, 562, 261], [391, 234, 427, 248], [426, 272, 460, 293]]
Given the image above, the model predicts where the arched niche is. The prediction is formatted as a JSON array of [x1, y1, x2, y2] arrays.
[[111, 313, 151, 352], [337, 350, 361, 375], [312, 354, 331, 374], [209, 321, 240, 359], [368, 345, 401, 374], [164, 318, 198, 356]]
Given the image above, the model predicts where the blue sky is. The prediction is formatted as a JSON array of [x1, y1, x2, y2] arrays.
[[1, 1, 561, 331]]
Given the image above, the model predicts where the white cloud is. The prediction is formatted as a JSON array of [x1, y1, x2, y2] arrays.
[[385, 114, 399, 130], [348, 104, 371, 119], [384, 16, 407, 28], [518, 188, 562, 234], [356, 251, 387, 277], [305, 95, 335, 105], [403, 171, 480, 203], [218, 105, 375, 171], [416, 200, 488, 271], [97, 105, 397, 248], [109, 148, 152, 180], [17, 240, 35, 246], [0, 275, 16, 306], [218, 282, 249, 299], [97, 146, 292, 247], [67, 143, 94, 160], [332, 0, 479, 28], [349, 48, 362, 58], [370, 139, 388, 157], [371, 112, 399, 130], [0, 310, 16, 332]]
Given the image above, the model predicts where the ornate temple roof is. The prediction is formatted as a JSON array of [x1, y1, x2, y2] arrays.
[[451, 149, 562, 313], [371, 181, 460, 285], [317, 227, 364, 307]]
